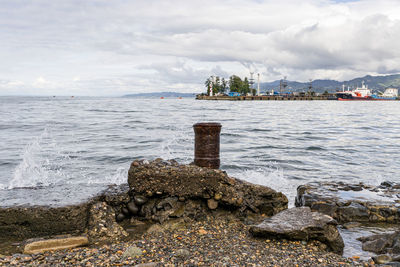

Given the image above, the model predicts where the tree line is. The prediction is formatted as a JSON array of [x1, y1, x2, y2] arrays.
[[205, 75, 255, 95]]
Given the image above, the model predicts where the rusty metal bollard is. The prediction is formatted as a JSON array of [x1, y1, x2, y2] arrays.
[[193, 122, 222, 169]]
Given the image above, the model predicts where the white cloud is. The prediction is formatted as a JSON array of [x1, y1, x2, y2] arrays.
[[0, 0, 400, 95]]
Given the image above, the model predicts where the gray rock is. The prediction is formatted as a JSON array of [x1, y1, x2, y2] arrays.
[[392, 254, 400, 262], [358, 231, 400, 255], [249, 207, 344, 254], [123, 245, 143, 258], [122, 207, 130, 216], [372, 254, 392, 264], [296, 181, 400, 223], [175, 248, 190, 258], [134, 195, 148, 206], [338, 202, 369, 222], [133, 263, 161, 267], [116, 213, 125, 222], [343, 222, 362, 229], [127, 201, 139, 215]]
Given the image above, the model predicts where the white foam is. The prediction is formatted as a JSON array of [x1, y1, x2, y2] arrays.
[[7, 127, 72, 189], [8, 128, 52, 188], [232, 163, 301, 207], [87, 166, 127, 185], [159, 126, 192, 163]]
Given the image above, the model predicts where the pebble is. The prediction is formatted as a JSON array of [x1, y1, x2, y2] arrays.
[[122, 246, 143, 258], [372, 254, 392, 264], [175, 248, 190, 258]]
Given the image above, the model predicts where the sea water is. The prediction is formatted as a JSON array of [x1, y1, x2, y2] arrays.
[[1, 96, 399, 207]]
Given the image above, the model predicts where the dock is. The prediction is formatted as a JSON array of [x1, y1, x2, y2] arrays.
[[196, 95, 333, 101]]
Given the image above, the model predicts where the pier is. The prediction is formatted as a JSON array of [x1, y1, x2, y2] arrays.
[[196, 95, 333, 101]]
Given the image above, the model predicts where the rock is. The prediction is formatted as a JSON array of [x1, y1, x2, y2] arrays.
[[127, 201, 139, 215], [358, 231, 400, 255], [87, 202, 128, 243], [372, 254, 392, 264], [99, 184, 131, 206], [249, 207, 344, 254], [116, 213, 125, 222], [207, 199, 218, 210], [133, 263, 161, 267], [122, 207, 130, 216], [338, 202, 369, 222], [134, 195, 148, 206], [146, 224, 163, 234], [343, 222, 362, 229], [0, 183, 132, 243], [128, 159, 287, 219], [175, 248, 190, 258], [296, 181, 400, 223], [381, 181, 394, 188], [122, 245, 143, 258], [0, 203, 89, 240], [23, 236, 88, 254], [214, 193, 222, 200], [392, 254, 400, 262], [148, 197, 186, 223]]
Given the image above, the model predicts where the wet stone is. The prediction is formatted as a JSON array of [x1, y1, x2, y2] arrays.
[[127, 202, 139, 215], [296, 181, 400, 223], [250, 207, 344, 255], [122, 207, 130, 216], [116, 213, 125, 222], [343, 222, 362, 229], [134, 195, 148, 206], [372, 254, 392, 264], [358, 231, 400, 255]]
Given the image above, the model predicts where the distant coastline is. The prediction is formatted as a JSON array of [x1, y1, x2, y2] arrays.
[[123, 92, 196, 98]]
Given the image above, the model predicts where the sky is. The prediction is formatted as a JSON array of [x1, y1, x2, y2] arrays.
[[1, 0, 400, 96]]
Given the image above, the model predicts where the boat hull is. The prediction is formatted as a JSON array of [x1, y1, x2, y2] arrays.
[[338, 96, 398, 101]]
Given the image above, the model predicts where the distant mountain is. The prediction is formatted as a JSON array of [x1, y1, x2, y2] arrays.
[[124, 92, 196, 98], [260, 74, 400, 93]]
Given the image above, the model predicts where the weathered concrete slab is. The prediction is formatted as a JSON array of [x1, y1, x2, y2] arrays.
[[127, 158, 288, 222], [23, 236, 89, 254], [295, 181, 400, 223], [249, 207, 344, 254], [1, 159, 289, 255], [0, 184, 130, 246], [0, 204, 90, 240]]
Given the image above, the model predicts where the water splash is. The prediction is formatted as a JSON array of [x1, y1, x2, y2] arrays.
[[8, 128, 51, 188], [87, 166, 127, 185], [231, 162, 302, 207], [159, 126, 192, 163], [8, 127, 72, 189]]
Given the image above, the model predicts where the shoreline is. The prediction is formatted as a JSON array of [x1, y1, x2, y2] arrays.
[[0, 215, 368, 266]]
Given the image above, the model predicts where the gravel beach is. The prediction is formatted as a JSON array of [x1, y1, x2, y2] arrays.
[[0, 215, 371, 266]]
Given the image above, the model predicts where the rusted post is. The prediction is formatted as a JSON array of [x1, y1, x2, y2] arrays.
[[193, 122, 221, 169]]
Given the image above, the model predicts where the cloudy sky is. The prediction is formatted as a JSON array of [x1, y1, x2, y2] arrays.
[[1, 0, 400, 96]]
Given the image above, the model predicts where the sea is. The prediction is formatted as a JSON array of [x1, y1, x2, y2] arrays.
[[1, 96, 399, 207], [1, 96, 400, 258]]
